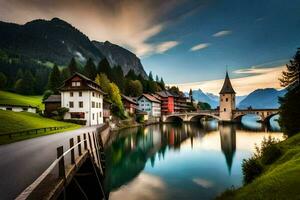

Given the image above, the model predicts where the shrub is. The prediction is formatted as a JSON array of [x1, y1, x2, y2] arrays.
[[261, 144, 282, 165], [242, 157, 263, 184], [136, 115, 144, 123]]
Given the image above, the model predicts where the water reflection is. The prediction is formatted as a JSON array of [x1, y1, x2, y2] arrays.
[[105, 120, 283, 200]]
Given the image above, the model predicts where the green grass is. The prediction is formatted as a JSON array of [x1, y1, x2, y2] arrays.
[[0, 110, 81, 144], [0, 90, 44, 110], [217, 133, 300, 200]]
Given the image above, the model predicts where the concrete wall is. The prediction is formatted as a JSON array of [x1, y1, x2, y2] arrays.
[[0, 106, 37, 113]]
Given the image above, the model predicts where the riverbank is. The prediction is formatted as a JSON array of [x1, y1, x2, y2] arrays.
[[217, 132, 300, 200]]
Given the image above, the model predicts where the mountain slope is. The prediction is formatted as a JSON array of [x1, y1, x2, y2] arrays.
[[0, 18, 104, 65], [238, 88, 286, 109], [0, 18, 147, 77], [93, 41, 147, 77], [185, 89, 219, 108]]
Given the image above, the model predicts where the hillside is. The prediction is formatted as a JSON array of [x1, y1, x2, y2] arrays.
[[0, 18, 147, 77], [0, 110, 80, 144], [93, 41, 147, 77], [0, 90, 43, 109], [218, 132, 300, 200], [238, 88, 286, 109]]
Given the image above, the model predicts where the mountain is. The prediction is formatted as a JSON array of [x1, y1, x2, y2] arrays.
[[185, 89, 219, 108], [0, 18, 104, 65], [93, 41, 147, 77], [238, 88, 287, 109], [0, 18, 147, 77]]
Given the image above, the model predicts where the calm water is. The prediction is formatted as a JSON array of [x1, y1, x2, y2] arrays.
[[104, 115, 283, 200]]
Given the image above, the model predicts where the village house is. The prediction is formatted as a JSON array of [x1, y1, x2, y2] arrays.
[[59, 72, 106, 126], [122, 94, 138, 115], [156, 90, 175, 115], [137, 94, 161, 117], [43, 94, 61, 116]]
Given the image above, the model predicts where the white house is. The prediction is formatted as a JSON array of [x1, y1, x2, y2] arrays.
[[59, 73, 106, 126], [0, 104, 37, 113], [137, 94, 161, 117]]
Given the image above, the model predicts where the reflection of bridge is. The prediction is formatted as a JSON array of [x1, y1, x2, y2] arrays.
[[162, 72, 279, 124], [162, 109, 279, 124]]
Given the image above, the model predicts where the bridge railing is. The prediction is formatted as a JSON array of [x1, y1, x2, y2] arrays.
[[16, 128, 107, 200]]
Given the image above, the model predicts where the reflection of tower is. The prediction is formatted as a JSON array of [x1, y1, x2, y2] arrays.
[[219, 124, 236, 174]]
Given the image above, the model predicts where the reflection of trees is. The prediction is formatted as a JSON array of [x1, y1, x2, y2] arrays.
[[219, 124, 236, 174]]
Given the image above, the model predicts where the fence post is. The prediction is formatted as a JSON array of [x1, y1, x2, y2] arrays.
[[83, 133, 87, 150], [77, 135, 82, 156], [88, 132, 94, 161], [69, 138, 75, 164], [57, 146, 65, 179]]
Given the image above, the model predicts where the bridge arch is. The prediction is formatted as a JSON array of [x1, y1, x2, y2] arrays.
[[233, 110, 279, 124], [188, 114, 220, 122], [164, 115, 184, 123]]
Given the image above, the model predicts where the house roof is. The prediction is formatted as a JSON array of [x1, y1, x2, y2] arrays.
[[43, 95, 61, 103], [121, 95, 138, 105], [156, 90, 173, 98], [59, 72, 106, 94], [138, 94, 161, 103], [219, 72, 236, 94]]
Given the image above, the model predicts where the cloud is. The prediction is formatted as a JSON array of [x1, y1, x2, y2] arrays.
[[0, 0, 189, 57], [169, 65, 285, 95], [192, 178, 214, 188], [190, 43, 210, 51], [155, 41, 179, 54], [212, 30, 232, 37]]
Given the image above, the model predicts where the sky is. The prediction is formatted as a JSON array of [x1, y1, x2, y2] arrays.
[[0, 0, 300, 95]]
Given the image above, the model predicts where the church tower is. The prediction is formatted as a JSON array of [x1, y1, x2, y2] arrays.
[[219, 72, 236, 121]]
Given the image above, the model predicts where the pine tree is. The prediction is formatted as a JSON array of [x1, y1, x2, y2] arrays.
[[83, 58, 97, 80], [149, 71, 153, 81], [0, 72, 7, 89], [280, 48, 300, 90], [111, 66, 125, 91], [279, 48, 300, 136], [15, 70, 35, 95], [126, 69, 138, 80], [97, 58, 112, 79], [68, 58, 78, 75], [48, 64, 61, 94], [155, 75, 159, 82]]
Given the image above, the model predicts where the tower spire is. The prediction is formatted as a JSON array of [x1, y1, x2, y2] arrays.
[[219, 70, 235, 94]]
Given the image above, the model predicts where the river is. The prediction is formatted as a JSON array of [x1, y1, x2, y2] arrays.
[[104, 115, 283, 200]]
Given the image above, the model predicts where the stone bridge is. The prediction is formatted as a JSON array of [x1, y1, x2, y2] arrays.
[[162, 109, 279, 124]]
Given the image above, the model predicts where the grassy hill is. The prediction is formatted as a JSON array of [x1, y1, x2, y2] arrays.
[[217, 133, 300, 200], [0, 90, 44, 109], [0, 110, 80, 144]]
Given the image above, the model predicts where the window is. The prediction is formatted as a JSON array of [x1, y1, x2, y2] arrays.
[[69, 101, 74, 108], [79, 101, 83, 108], [221, 98, 223, 102], [72, 81, 81, 87], [96, 102, 98, 108], [70, 92, 73, 97], [224, 108, 226, 112], [99, 103, 101, 108], [6, 107, 12, 111], [92, 101, 95, 108], [22, 108, 28, 111], [92, 92, 95, 97], [71, 112, 85, 119], [79, 91, 82, 97], [99, 112, 102, 117], [226, 98, 228, 102], [93, 113, 95, 120]]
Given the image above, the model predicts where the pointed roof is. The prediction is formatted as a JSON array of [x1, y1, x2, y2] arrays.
[[219, 72, 236, 94]]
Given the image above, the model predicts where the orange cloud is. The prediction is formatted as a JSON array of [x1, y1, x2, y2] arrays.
[[169, 66, 285, 95]]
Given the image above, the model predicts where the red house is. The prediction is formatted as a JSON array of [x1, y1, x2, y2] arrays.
[[156, 91, 174, 114]]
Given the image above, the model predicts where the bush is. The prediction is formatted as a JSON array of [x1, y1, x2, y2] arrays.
[[136, 115, 144, 123], [261, 144, 282, 165], [242, 157, 263, 184]]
